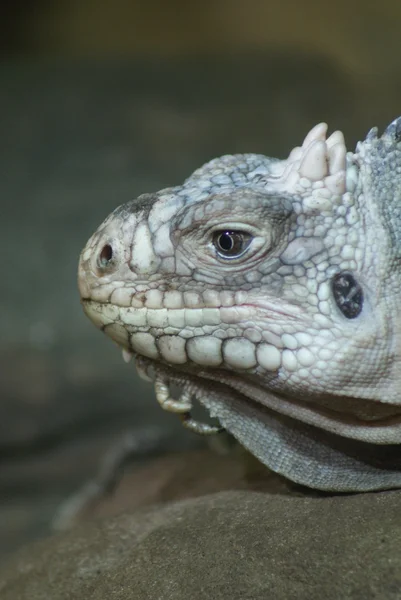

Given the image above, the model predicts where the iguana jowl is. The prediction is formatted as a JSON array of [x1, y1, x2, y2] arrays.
[[78, 119, 401, 492]]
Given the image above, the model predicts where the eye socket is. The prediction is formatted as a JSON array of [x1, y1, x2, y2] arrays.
[[212, 230, 252, 259]]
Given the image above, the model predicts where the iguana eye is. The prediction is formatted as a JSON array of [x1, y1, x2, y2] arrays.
[[212, 230, 252, 259], [332, 272, 363, 319]]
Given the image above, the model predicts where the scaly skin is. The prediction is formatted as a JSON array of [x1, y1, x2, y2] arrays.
[[78, 119, 401, 492]]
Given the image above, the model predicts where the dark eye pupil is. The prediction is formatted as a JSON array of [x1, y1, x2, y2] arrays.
[[213, 230, 251, 258], [332, 272, 363, 319], [218, 232, 236, 252]]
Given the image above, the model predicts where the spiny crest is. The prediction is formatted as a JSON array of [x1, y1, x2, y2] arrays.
[[354, 116, 401, 249], [354, 115, 401, 178], [363, 116, 401, 144], [356, 116, 401, 155], [383, 116, 401, 141]]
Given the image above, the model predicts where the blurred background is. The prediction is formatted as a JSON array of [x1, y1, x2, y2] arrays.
[[1, 0, 401, 560]]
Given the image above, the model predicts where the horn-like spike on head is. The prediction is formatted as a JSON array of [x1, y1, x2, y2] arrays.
[[299, 140, 328, 181], [287, 146, 303, 162], [326, 130, 345, 149], [301, 123, 328, 149], [328, 142, 346, 175]]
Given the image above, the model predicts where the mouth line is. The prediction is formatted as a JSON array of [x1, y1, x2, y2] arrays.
[[81, 297, 303, 322]]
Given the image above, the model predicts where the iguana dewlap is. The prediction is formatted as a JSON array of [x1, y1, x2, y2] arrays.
[[78, 119, 401, 492]]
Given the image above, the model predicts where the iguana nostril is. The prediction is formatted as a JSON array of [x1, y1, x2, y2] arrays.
[[98, 243, 114, 270]]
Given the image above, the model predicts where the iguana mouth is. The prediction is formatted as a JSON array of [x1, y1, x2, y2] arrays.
[[81, 297, 308, 373], [80, 292, 305, 322]]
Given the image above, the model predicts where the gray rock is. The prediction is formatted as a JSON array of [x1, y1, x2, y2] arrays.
[[1, 489, 400, 599]]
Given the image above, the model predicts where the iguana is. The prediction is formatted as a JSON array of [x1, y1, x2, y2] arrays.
[[78, 118, 401, 492]]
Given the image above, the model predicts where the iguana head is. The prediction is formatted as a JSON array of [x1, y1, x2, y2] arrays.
[[78, 118, 401, 491]]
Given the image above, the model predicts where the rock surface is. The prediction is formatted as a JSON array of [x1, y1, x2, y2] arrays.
[[1, 488, 400, 600]]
